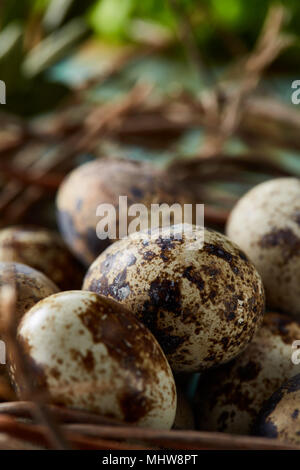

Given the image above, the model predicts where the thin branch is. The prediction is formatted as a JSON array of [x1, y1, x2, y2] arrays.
[[221, 4, 293, 137], [200, 4, 293, 157], [0, 415, 153, 450], [63, 422, 300, 451]]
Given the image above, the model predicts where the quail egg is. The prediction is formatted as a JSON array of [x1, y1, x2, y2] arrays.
[[56, 158, 190, 266], [14, 291, 176, 429], [255, 373, 300, 446], [0, 262, 59, 325], [226, 177, 300, 317], [0, 226, 83, 290], [195, 312, 300, 435], [83, 224, 265, 373]]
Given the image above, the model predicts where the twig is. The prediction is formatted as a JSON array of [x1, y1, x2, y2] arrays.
[[0, 401, 127, 427], [0, 431, 43, 450], [0, 401, 298, 450], [0, 415, 154, 450], [63, 422, 300, 451], [200, 5, 293, 157], [221, 5, 293, 138], [0, 164, 63, 190]]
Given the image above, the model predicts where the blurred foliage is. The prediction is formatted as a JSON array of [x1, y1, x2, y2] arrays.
[[0, 0, 299, 116]]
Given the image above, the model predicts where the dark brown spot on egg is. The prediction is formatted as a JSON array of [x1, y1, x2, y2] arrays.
[[146, 278, 182, 316], [217, 411, 229, 432], [143, 251, 156, 261], [291, 409, 299, 420], [119, 388, 154, 423], [224, 296, 239, 321], [204, 243, 233, 263], [286, 374, 300, 394], [156, 330, 185, 356], [183, 267, 205, 291], [70, 348, 95, 373], [49, 367, 61, 380], [238, 250, 249, 262], [262, 313, 295, 345], [17, 336, 49, 394], [259, 228, 300, 262], [203, 243, 241, 275], [131, 187, 144, 199], [237, 361, 261, 382]]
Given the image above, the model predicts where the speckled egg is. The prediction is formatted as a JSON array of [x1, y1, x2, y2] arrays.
[[56, 158, 190, 266], [255, 373, 300, 446], [0, 262, 59, 325], [226, 177, 300, 317], [0, 226, 84, 291], [83, 224, 265, 373], [15, 291, 176, 429], [195, 312, 300, 435]]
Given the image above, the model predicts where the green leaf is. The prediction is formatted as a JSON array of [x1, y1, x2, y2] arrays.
[[88, 0, 134, 38], [210, 0, 243, 26]]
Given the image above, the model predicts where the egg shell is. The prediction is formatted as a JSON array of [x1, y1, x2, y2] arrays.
[[226, 177, 300, 317], [195, 312, 300, 435], [15, 291, 176, 429], [0, 262, 59, 325], [83, 224, 265, 373], [0, 226, 84, 291], [56, 158, 190, 266], [255, 373, 300, 446]]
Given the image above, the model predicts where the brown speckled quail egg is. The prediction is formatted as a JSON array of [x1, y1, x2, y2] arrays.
[[0, 226, 84, 291], [0, 262, 59, 325], [226, 177, 300, 317], [83, 224, 265, 373], [195, 312, 300, 435], [15, 291, 176, 429], [56, 158, 190, 266], [255, 373, 300, 445]]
